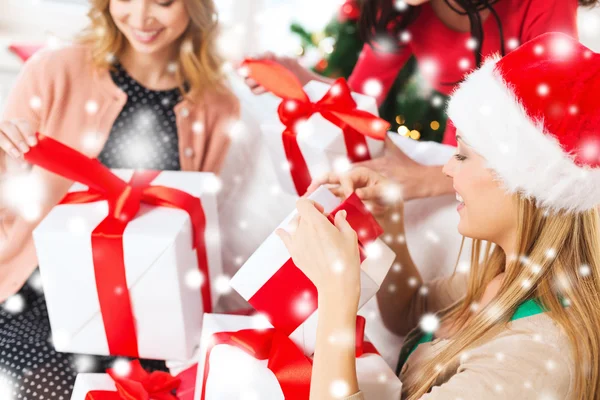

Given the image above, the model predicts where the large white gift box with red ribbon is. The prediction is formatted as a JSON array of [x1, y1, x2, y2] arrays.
[[33, 169, 222, 361], [243, 60, 389, 196], [229, 186, 395, 356], [193, 313, 402, 400]]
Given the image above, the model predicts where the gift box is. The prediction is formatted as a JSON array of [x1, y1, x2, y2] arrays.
[[229, 186, 395, 355], [28, 133, 222, 361], [242, 59, 389, 196], [70, 360, 181, 400], [193, 313, 402, 400]]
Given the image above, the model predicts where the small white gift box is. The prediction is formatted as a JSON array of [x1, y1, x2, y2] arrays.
[[258, 79, 385, 195], [230, 186, 395, 356]]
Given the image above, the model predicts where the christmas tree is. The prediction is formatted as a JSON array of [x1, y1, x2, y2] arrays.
[[291, 0, 448, 143]]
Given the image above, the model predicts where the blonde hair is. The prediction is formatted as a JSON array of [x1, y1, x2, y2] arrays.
[[77, 0, 228, 100], [405, 197, 600, 399]]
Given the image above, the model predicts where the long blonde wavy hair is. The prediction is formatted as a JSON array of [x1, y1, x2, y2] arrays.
[[405, 197, 600, 399], [77, 0, 227, 100]]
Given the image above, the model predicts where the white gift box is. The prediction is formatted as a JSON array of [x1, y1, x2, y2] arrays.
[[229, 186, 395, 356], [33, 170, 222, 361], [259, 80, 385, 195], [194, 313, 402, 400], [70, 373, 117, 400]]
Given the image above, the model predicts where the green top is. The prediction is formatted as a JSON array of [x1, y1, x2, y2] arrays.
[[396, 298, 548, 375]]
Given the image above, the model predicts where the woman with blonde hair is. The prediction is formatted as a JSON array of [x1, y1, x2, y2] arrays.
[[280, 32, 600, 399], [0, 0, 238, 397]]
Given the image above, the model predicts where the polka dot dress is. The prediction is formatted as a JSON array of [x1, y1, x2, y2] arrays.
[[97, 62, 183, 171], [0, 62, 183, 400], [0, 275, 167, 400]]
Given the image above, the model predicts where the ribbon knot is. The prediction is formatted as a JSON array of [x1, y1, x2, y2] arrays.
[[85, 360, 181, 400], [242, 59, 390, 195], [111, 184, 142, 222]]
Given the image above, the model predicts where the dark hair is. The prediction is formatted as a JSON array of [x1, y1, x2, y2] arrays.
[[359, 0, 596, 85]]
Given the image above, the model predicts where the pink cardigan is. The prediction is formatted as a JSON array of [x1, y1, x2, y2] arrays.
[[0, 44, 240, 300]]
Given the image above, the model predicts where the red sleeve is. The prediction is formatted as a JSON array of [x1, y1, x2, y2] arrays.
[[521, 0, 578, 42], [348, 42, 413, 106]]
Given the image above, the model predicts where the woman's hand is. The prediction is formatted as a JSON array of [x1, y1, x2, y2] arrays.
[[0, 119, 38, 159], [276, 199, 361, 306], [241, 52, 324, 94], [306, 166, 403, 218], [354, 135, 452, 201]]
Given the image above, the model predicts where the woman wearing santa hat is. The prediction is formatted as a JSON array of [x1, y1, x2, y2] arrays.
[[279, 32, 600, 399], [247, 0, 598, 203]]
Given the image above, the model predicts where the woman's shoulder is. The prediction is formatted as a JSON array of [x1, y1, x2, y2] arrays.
[[466, 313, 574, 392], [506, 311, 572, 353], [22, 43, 96, 82], [197, 82, 240, 118], [205, 83, 239, 109]]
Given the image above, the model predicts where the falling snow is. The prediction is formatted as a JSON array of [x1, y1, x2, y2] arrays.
[[185, 269, 205, 289], [330, 379, 350, 398], [214, 274, 233, 295], [363, 79, 383, 98], [394, 0, 408, 11], [111, 359, 131, 377], [537, 83, 550, 97], [420, 314, 440, 333], [2, 295, 25, 314]]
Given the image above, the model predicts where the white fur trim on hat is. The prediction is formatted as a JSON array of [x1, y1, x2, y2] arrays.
[[447, 56, 600, 213]]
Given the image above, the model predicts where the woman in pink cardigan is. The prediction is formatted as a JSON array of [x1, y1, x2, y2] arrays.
[[282, 33, 600, 399], [0, 0, 239, 397]]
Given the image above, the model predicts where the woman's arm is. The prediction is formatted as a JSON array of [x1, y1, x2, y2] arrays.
[[311, 296, 361, 399], [244, 41, 412, 102], [375, 204, 424, 336], [276, 200, 363, 399], [375, 205, 468, 336], [355, 135, 456, 201], [347, 43, 413, 107]]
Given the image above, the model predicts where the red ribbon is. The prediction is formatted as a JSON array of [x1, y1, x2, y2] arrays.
[[248, 193, 383, 337], [173, 364, 198, 400], [85, 360, 181, 400], [355, 316, 379, 357], [198, 316, 379, 400], [242, 59, 390, 196], [24, 133, 213, 357], [200, 328, 313, 400]]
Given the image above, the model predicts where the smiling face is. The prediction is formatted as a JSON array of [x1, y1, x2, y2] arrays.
[[442, 133, 520, 248], [109, 0, 190, 55]]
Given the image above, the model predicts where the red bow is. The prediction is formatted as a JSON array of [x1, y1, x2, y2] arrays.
[[199, 316, 379, 400], [248, 193, 383, 337], [24, 133, 213, 358], [242, 59, 390, 195], [85, 360, 181, 400], [200, 328, 313, 400]]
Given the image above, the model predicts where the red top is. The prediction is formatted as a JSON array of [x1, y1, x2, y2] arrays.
[[347, 0, 578, 146]]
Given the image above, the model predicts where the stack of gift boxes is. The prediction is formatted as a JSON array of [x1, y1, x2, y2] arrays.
[[26, 60, 402, 399]]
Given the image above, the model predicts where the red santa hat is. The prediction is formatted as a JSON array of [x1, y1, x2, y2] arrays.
[[447, 32, 600, 213]]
